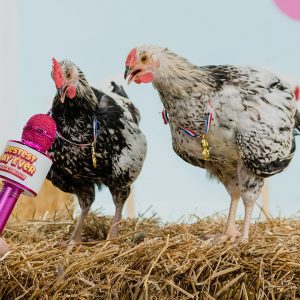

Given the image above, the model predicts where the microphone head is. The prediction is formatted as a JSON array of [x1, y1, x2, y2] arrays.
[[22, 114, 57, 152]]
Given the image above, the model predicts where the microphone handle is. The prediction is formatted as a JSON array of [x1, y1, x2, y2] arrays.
[[0, 182, 22, 234]]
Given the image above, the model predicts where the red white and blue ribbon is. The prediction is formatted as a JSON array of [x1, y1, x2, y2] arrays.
[[295, 86, 300, 101], [180, 127, 200, 138], [162, 109, 169, 124], [204, 112, 213, 135], [162, 106, 213, 138]]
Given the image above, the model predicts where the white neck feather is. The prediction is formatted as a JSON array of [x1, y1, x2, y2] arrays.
[[151, 47, 213, 96]]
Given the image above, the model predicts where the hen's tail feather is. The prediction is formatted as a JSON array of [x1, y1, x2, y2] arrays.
[[126, 103, 141, 125], [110, 81, 141, 125], [110, 81, 128, 98], [96, 183, 102, 191]]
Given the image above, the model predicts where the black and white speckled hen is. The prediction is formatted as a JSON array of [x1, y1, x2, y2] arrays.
[[124, 45, 300, 242], [47, 58, 147, 245]]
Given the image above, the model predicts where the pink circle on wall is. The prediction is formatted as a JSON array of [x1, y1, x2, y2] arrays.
[[273, 0, 300, 21]]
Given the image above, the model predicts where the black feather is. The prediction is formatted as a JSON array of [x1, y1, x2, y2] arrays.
[[47, 61, 146, 222]]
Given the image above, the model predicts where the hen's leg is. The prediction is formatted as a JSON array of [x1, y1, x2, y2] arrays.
[[212, 175, 241, 243], [69, 185, 95, 246], [213, 192, 241, 243], [69, 206, 90, 245], [108, 187, 131, 239], [239, 165, 264, 242]]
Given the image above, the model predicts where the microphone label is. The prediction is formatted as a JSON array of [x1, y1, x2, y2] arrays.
[[0, 141, 52, 196]]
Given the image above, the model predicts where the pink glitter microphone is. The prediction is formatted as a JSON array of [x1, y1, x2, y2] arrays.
[[0, 114, 57, 233]]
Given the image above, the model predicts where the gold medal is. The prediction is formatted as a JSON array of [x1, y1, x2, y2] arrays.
[[91, 141, 97, 168], [201, 135, 209, 160]]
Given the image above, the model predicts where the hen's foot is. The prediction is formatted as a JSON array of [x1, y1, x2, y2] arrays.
[[206, 229, 241, 244]]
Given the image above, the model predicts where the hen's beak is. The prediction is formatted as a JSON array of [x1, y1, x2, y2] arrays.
[[124, 67, 142, 84], [57, 87, 63, 98], [124, 66, 130, 81], [57, 86, 67, 103]]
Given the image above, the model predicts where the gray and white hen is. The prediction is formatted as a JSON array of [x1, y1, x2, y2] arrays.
[[124, 45, 300, 242], [47, 58, 147, 246]]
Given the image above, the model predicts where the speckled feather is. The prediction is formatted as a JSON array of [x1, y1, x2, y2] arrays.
[[141, 46, 299, 180], [47, 60, 147, 214]]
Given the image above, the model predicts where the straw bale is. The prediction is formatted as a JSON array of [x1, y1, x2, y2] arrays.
[[0, 213, 300, 299]]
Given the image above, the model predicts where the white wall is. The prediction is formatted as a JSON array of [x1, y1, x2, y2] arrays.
[[0, 0, 17, 150]]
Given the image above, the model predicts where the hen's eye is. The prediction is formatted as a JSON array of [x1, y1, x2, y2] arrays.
[[141, 55, 148, 63], [66, 73, 71, 79]]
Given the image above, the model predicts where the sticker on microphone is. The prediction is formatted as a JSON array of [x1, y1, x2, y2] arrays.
[[0, 141, 52, 196]]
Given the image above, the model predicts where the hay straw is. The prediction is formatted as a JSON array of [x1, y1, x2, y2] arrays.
[[0, 213, 300, 299]]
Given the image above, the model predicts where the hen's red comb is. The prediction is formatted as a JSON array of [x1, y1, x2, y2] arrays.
[[52, 58, 64, 89], [125, 48, 136, 67]]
